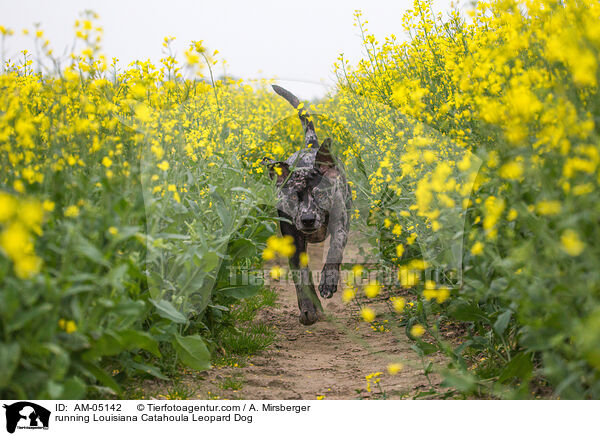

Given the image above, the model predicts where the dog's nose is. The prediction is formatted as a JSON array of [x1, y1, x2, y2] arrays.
[[301, 216, 316, 228]]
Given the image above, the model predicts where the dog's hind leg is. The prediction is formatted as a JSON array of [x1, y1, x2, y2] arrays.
[[279, 214, 323, 325]]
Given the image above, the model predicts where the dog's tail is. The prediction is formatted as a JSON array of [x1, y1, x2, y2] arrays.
[[272, 84, 319, 148]]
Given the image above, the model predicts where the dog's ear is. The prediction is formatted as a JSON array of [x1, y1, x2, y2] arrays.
[[262, 158, 290, 185], [315, 137, 336, 170]]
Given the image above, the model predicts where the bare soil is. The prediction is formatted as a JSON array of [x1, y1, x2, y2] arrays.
[[141, 234, 444, 400]]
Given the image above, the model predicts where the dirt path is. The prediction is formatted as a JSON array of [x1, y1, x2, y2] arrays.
[[141, 234, 443, 400], [229, 282, 441, 400]]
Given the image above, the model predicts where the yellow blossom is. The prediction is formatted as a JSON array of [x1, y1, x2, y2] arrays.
[[410, 324, 425, 337], [0, 192, 17, 222], [499, 161, 524, 180], [471, 241, 484, 255], [270, 266, 284, 280], [561, 229, 585, 256], [364, 280, 381, 298], [342, 286, 356, 303], [387, 362, 404, 375], [42, 200, 55, 212], [299, 252, 309, 267], [360, 307, 376, 322], [64, 205, 80, 217], [391, 296, 406, 312], [536, 200, 562, 216]]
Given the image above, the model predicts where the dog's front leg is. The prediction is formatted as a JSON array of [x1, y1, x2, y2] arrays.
[[319, 200, 349, 299], [279, 214, 323, 325]]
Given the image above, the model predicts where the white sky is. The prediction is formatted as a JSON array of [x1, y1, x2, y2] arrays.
[[1, 0, 458, 99]]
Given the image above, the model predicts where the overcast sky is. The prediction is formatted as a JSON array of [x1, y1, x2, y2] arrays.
[[1, 0, 459, 99]]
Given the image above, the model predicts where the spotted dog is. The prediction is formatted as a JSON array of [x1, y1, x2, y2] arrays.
[[263, 85, 352, 325]]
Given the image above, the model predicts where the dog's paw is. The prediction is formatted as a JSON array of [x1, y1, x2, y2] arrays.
[[319, 284, 335, 299], [319, 268, 339, 299], [299, 309, 319, 325]]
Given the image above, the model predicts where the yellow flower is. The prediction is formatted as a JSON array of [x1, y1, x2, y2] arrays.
[[360, 307, 376, 322], [19, 200, 43, 231], [342, 286, 356, 303], [423, 289, 437, 301], [185, 50, 200, 65], [262, 247, 275, 260], [0, 222, 32, 260], [436, 288, 450, 304], [499, 161, 524, 180], [13, 180, 25, 193], [14, 255, 42, 279], [391, 296, 405, 312], [364, 280, 381, 298], [352, 264, 363, 277], [398, 267, 419, 287], [64, 205, 80, 217], [42, 200, 55, 212], [507, 209, 518, 221], [270, 266, 284, 280], [471, 241, 484, 255], [536, 200, 561, 216], [59, 319, 77, 334], [316, 395, 325, 400], [265, 235, 295, 258], [0, 192, 17, 222], [387, 362, 404, 375], [65, 321, 77, 334], [135, 103, 152, 122], [561, 229, 585, 256], [299, 252, 309, 267], [410, 324, 425, 337], [157, 160, 169, 171], [396, 243, 404, 258], [102, 156, 112, 168], [108, 226, 118, 235]]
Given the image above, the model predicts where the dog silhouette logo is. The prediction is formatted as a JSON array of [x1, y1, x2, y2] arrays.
[[2, 402, 50, 433]]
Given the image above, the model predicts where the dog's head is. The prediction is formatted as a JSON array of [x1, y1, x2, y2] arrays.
[[264, 138, 340, 234]]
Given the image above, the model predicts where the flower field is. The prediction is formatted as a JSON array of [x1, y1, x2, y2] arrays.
[[2, 0, 600, 399]]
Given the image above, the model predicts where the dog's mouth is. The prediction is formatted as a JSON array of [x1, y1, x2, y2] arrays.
[[300, 227, 319, 234]]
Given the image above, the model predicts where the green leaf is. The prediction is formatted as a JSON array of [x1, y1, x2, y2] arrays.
[[228, 238, 256, 261], [199, 251, 220, 273], [498, 352, 533, 383], [128, 361, 169, 380], [6, 303, 52, 333], [61, 377, 87, 399], [0, 342, 20, 388], [448, 302, 490, 323], [411, 341, 438, 356], [112, 299, 146, 318], [81, 361, 122, 396], [118, 329, 161, 358], [172, 334, 211, 371], [74, 236, 111, 267], [218, 285, 261, 300], [47, 380, 64, 399], [441, 370, 478, 393], [82, 330, 124, 360], [494, 309, 513, 336], [150, 299, 187, 324]]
